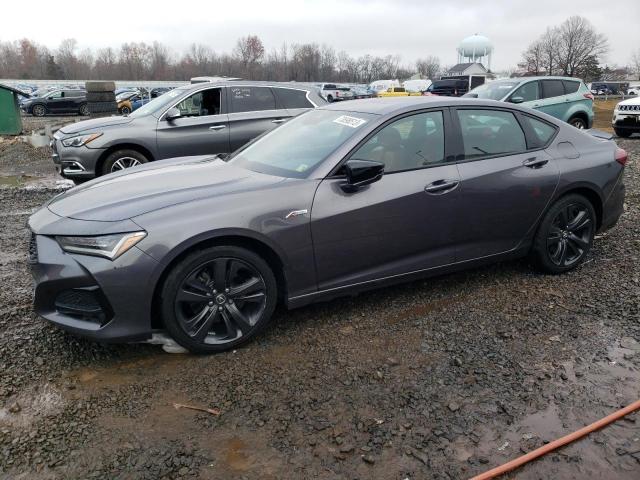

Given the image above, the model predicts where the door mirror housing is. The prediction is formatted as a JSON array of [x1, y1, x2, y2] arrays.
[[342, 159, 384, 191], [510, 96, 524, 104], [165, 107, 182, 121]]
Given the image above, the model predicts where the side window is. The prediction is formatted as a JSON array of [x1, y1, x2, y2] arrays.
[[456, 109, 527, 159], [521, 116, 557, 148], [511, 81, 539, 102], [174, 88, 221, 117], [48, 91, 63, 99], [350, 111, 445, 173], [230, 87, 276, 113], [562, 81, 580, 94], [273, 88, 314, 109], [541, 80, 565, 99]]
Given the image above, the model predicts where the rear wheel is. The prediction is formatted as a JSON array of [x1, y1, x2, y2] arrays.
[[79, 103, 90, 116], [568, 116, 587, 129], [160, 246, 277, 353], [614, 128, 633, 138], [119, 105, 131, 115], [327, 94, 334, 103], [101, 149, 148, 175], [32, 104, 46, 117], [531, 194, 595, 274]]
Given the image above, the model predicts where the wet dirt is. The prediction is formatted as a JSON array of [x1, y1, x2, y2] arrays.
[[0, 117, 638, 479]]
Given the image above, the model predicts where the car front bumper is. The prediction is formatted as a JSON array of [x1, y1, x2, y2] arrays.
[[51, 137, 104, 180], [28, 208, 160, 342], [612, 112, 640, 130]]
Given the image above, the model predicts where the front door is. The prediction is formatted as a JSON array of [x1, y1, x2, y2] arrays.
[[452, 108, 559, 261], [156, 87, 229, 159], [311, 110, 460, 291]]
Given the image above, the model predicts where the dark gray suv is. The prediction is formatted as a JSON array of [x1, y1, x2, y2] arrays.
[[51, 81, 325, 182]]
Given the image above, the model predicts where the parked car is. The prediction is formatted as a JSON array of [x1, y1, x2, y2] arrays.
[[318, 84, 354, 102], [21, 89, 89, 117], [51, 81, 325, 182], [349, 85, 375, 99], [425, 79, 471, 97], [403, 79, 432, 93], [464, 77, 594, 129], [29, 97, 626, 353], [117, 91, 152, 115], [626, 87, 639, 96], [376, 86, 422, 97], [368, 80, 401, 94], [612, 96, 640, 137]]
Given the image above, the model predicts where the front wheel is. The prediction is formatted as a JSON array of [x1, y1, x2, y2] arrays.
[[614, 128, 633, 138], [531, 194, 595, 274], [160, 246, 278, 353], [119, 105, 131, 115], [79, 103, 90, 116], [101, 149, 148, 175], [32, 104, 46, 117], [568, 116, 587, 129]]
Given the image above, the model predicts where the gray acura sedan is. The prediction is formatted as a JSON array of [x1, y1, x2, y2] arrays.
[[29, 97, 626, 353]]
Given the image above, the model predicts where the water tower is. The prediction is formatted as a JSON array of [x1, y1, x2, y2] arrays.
[[457, 34, 494, 71]]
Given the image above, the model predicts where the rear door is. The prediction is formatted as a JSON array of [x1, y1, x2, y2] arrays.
[[452, 108, 559, 260], [227, 86, 289, 151], [537, 80, 568, 120], [272, 87, 315, 119], [155, 86, 230, 159], [44, 91, 67, 113]]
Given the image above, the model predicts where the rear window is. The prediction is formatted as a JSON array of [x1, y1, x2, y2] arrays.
[[562, 81, 580, 94], [541, 80, 565, 99], [273, 88, 314, 109], [323, 84, 337, 90], [521, 116, 557, 148], [230, 86, 276, 113], [456, 109, 527, 159]]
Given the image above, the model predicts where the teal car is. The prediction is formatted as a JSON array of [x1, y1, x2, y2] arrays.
[[465, 77, 594, 129]]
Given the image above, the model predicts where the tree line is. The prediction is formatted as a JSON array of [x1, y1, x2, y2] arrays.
[[0, 36, 445, 84]]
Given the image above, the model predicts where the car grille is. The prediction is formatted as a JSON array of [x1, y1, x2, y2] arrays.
[[619, 105, 640, 111], [28, 232, 38, 264]]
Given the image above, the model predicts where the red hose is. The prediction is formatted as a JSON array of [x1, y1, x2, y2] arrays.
[[470, 399, 640, 480]]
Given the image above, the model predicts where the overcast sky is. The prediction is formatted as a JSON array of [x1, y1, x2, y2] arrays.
[[3, 0, 639, 71]]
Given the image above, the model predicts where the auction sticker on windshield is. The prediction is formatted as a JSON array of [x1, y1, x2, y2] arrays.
[[333, 115, 367, 128]]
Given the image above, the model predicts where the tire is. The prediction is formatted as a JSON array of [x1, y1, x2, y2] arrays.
[[88, 101, 118, 114], [119, 105, 131, 115], [160, 246, 278, 354], [531, 194, 596, 274], [86, 92, 116, 103], [101, 149, 148, 175], [568, 116, 587, 129], [31, 104, 46, 117], [85, 81, 116, 93], [614, 128, 633, 138], [79, 103, 90, 116], [327, 94, 334, 103]]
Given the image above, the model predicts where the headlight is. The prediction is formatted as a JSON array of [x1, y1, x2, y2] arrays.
[[61, 133, 103, 148], [56, 232, 146, 260]]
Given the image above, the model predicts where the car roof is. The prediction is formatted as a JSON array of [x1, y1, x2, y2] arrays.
[[515, 76, 583, 82], [183, 80, 320, 91], [318, 97, 524, 115]]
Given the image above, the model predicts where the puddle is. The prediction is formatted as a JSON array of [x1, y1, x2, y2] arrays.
[[0, 383, 66, 428], [225, 437, 251, 471], [0, 175, 28, 186]]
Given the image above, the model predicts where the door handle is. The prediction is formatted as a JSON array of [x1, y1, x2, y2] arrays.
[[209, 125, 226, 131], [523, 157, 549, 168], [271, 118, 287, 124], [425, 180, 459, 194]]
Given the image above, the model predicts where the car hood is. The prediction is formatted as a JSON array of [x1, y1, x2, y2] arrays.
[[47, 156, 286, 222], [618, 97, 640, 107], [58, 116, 134, 135]]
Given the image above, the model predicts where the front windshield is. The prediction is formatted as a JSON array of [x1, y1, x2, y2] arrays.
[[230, 109, 376, 178], [116, 91, 136, 101], [129, 87, 189, 117], [466, 80, 520, 100]]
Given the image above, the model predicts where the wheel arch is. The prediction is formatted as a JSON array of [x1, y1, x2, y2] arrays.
[[566, 109, 589, 127], [149, 231, 289, 330], [96, 143, 155, 175]]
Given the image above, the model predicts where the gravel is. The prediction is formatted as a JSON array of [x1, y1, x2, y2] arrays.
[[0, 131, 638, 479]]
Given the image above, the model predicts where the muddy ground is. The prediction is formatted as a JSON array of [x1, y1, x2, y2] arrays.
[[0, 115, 638, 479]]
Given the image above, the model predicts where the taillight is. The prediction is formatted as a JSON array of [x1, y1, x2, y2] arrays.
[[615, 147, 628, 166], [584, 93, 594, 100]]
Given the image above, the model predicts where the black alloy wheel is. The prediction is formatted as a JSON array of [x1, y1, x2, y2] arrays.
[[79, 104, 90, 116], [32, 104, 46, 117], [532, 194, 595, 273], [161, 246, 277, 353]]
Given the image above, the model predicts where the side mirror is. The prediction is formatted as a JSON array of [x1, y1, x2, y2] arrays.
[[510, 96, 524, 104], [342, 159, 384, 191], [165, 107, 181, 121]]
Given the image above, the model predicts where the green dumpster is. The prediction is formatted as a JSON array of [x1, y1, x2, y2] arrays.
[[0, 84, 27, 135]]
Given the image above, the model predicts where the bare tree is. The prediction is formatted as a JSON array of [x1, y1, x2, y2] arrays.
[[234, 35, 265, 78], [415, 56, 440, 80], [631, 49, 640, 80], [556, 16, 608, 77]]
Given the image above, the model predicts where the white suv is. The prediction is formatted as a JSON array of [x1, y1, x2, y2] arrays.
[[612, 96, 640, 138]]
